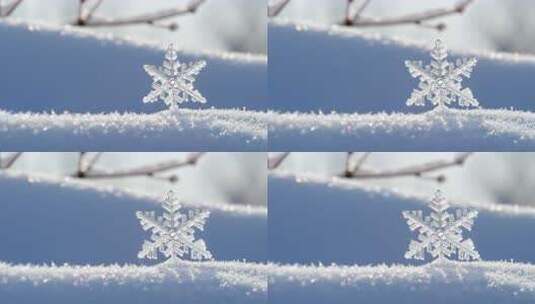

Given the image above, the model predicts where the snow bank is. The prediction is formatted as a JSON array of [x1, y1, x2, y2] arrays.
[[268, 173, 535, 266], [0, 108, 266, 150], [267, 108, 535, 151], [0, 172, 267, 265], [0, 260, 267, 304], [0, 19, 266, 114], [269, 260, 535, 304], [269, 20, 535, 113]]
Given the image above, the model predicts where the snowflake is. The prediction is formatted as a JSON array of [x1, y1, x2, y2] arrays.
[[405, 39, 479, 109], [143, 44, 207, 109], [402, 190, 480, 262], [136, 190, 213, 262]]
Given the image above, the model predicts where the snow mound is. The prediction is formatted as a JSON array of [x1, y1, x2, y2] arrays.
[[269, 260, 535, 304], [0, 108, 266, 150], [268, 173, 535, 266], [0, 172, 267, 265], [267, 108, 535, 150], [0, 260, 267, 304], [0, 19, 266, 113], [269, 20, 535, 113]]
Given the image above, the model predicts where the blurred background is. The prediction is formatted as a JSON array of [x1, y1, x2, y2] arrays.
[[274, 153, 535, 207], [4, 1, 535, 60], [2, 0, 266, 54], [274, 0, 535, 55], [6, 1, 535, 57], [2, 152, 267, 207]]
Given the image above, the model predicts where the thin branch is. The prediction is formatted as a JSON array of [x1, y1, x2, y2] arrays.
[[268, 152, 291, 170], [77, 152, 87, 177], [0, 0, 23, 17], [346, 0, 476, 30], [268, 0, 291, 17], [76, 0, 206, 28], [351, 152, 371, 174], [0, 152, 23, 169], [83, 152, 103, 174], [268, 0, 476, 32], [83, 0, 103, 22], [73, 153, 205, 180], [344, 152, 354, 175], [349, 0, 372, 22], [341, 153, 473, 182]]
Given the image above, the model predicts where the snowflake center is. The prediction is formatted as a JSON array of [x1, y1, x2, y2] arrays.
[[432, 78, 448, 90]]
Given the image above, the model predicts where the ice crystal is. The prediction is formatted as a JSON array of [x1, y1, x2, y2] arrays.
[[143, 44, 207, 109], [402, 190, 480, 262], [136, 190, 213, 262], [405, 39, 479, 109]]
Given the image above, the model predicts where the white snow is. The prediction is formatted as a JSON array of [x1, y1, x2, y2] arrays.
[[269, 260, 535, 304], [267, 108, 535, 150], [0, 108, 266, 150], [0, 260, 267, 304]]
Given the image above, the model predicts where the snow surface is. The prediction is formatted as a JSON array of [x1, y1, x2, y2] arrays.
[[269, 20, 535, 114], [0, 172, 267, 265], [0, 19, 267, 114], [268, 172, 535, 266], [0, 108, 266, 150], [269, 260, 535, 304], [267, 108, 535, 151], [0, 260, 267, 304]]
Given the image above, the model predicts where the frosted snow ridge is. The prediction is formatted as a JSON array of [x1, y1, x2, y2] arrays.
[[0, 260, 267, 304], [0, 108, 267, 150], [268, 108, 535, 150], [269, 261, 535, 303]]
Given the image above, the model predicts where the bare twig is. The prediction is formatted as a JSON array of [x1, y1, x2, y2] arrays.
[[268, 152, 291, 170], [348, 0, 371, 22], [345, 0, 476, 30], [0, 0, 23, 17], [0, 152, 23, 169], [268, 0, 291, 18], [341, 153, 473, 182], [349, 152, 371, 175], [76, 0, 206, 30], [269, 0, 476, 32], [73, 152, 205, 181], [82, 0, 103, 22], [77, 152, 87, 176]]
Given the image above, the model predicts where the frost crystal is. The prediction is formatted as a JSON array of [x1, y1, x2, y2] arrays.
[[405, 39, 479, 109], [143, 44, 207, 109], [402, 190, 480, 262], [136, 190, 213, 262]]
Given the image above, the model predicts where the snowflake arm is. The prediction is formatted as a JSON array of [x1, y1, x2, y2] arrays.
[[405, 60, 433, 82]]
